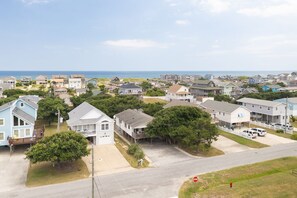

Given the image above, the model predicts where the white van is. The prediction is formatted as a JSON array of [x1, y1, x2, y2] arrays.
[[251, 128, 267, 137], [242, 130, 257, 139]]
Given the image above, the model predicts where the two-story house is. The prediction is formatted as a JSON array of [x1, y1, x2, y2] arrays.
[[35, 75, 48, 85], [0, 76, 16, 89], [237, 97, 287, 124], [68, 74, 85, 89], [114, 109, 153, 143], [20, 76, 32, 84], [200, 100, 250, 129], [165, 84, 194, 102], [190, 80, 222, 97], [119, 83, 142, 95], [67, 102, 114, 145], [0, 96, 40, 147], [248, 76, 263, 85]]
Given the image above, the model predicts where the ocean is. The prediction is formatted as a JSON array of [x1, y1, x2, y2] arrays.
[[0, 71, 293, 79]]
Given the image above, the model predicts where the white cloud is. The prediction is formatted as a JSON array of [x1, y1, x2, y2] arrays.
[[22, 0, 53, 4], [238, 0, 297, 17], [103, 39, 165, 48], [175, 20, 191, 25], [198, 0, 231, 13]]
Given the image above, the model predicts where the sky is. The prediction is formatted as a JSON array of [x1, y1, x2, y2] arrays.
[[1, 0, 297, 71]]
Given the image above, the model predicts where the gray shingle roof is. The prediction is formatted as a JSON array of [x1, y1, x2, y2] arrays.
[[20, 96, 39, 109], [120, 83, 141, 89], [200, 100, 244, 114], [0, 100, 16, 112], [115, 109, 153, 128], [67, 102, 110, 126], [237, 97, 283, 107], [12, 107, 35, 124], [288, 98, 297, 104]]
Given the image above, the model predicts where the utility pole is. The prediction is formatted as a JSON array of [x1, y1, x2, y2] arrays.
[[285, 97, 288, 133], [92, 143, 94, 198], [57, 109, 60, 132]]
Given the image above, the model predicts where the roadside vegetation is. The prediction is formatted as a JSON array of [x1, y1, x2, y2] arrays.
[[179, 157, 297, 198], [142, 97, 167, 104], [25, 131, 90, 186], [219, 130, 268, 148], [114, 133, 149, 168], [146, 106, 220, 156]]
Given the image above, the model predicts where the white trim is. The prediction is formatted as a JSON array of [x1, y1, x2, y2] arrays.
[[0, 131, 4, 141], [0, 118, 5, 126]]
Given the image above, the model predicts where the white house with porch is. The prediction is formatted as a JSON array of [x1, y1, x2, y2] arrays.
[[114, 109, 153, 143], [165, 84, 195, 102], [200, 100, 250, 129], [237, 97, 287, 124], [67, 102, 114, 145]]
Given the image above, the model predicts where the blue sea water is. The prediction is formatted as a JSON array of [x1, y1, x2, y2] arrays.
[[0, 71, 293, 79]]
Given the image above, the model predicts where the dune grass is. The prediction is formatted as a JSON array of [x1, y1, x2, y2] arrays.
[[179, 157, 297, 198]]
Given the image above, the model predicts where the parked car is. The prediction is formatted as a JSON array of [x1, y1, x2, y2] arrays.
[[251, 128, 267, 137], [271, 123, 282, 130], [282, 124, 293, 131], [242, 130, 257, 139]]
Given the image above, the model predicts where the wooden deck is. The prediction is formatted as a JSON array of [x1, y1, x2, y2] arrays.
[[8, 128, 45, 146]]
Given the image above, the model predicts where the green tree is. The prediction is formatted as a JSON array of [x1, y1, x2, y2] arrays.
[[37, 97, 68, 125], [214, 94, 233, 103], [145, 87, 166, 96], [25, 131, 90, 166], [145, 106, 218, 150], [87, 83, 96, 90], [140, 81, 153, 91], [142, 102, 165, 116]]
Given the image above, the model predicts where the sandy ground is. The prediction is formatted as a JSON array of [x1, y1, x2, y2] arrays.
[[82, 144, 132, 176]]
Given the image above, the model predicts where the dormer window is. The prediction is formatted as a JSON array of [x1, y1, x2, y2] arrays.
[[20, 103, 24, 107]]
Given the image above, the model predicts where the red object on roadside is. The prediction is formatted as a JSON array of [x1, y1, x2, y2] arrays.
[[230, 182, 233, 188], [193, 176, 198, 183]]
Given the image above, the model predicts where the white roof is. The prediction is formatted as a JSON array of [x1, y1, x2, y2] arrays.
[[237, 97, 284, 107]]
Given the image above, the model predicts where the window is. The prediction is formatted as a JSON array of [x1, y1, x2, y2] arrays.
[[20, 119, 24, 126], [13, 130, 19, 138], [268, 107, 270, 110], [13, 116, 18, 126], [223, 113, 225, 116], [252, 105, 254, 107], [0, 132, 4, 141], [25, 129, 31, 137], [0, 118, 4, 126], [101, 123, 109, 130], [260, 106, 262, 109], [20, 102, 24, 107]]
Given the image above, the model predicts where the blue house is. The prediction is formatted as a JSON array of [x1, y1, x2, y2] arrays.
[[248, 76, 263, 85], [0, 96, 39, 147], [262, 85, 281, 92]]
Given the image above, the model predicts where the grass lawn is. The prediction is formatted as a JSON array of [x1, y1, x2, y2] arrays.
[[179, 157, 297, 198], [114, 133, 149, 168], [250, 124, 293, 139], [219, 130, 268, 148], [36, 121, 68, 136], [143, 98, 168, 104], [179, 145, 224, 157], [122, 78, 146, 83], [26, 159, 89, 187]]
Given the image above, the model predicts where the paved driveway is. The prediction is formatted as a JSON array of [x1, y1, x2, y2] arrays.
[[0, 146, 29, 193], [141, 142, 193, 167], [253, 133, 296, 146], [212, 135, 253, 154], [82, 144, 132, 176]]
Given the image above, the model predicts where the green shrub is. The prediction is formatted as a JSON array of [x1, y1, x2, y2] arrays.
[[291, 134, 297, 140], [127, 144, 145, 159], [276, 129, 284, 133], [134, 150, 145, 160], [127, 144, 140, 155]]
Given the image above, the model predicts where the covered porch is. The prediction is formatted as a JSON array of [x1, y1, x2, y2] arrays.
[[71, 124, 97, 137]]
